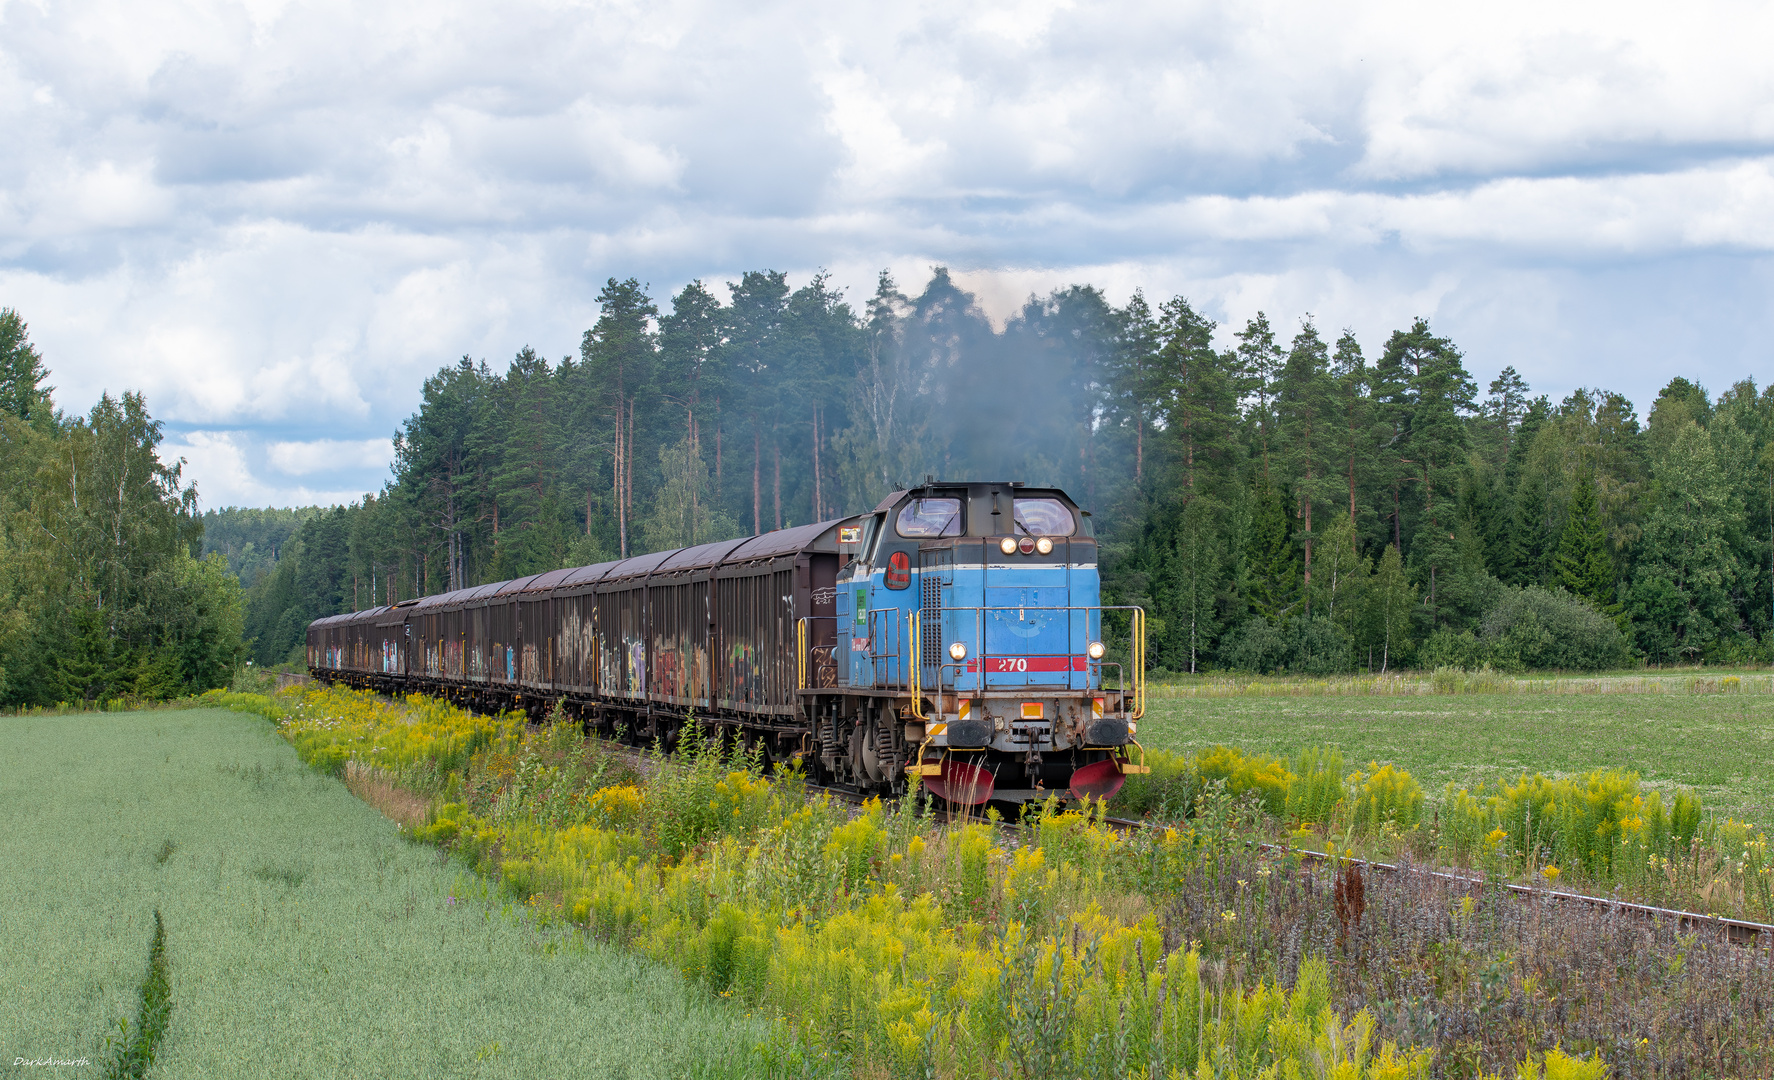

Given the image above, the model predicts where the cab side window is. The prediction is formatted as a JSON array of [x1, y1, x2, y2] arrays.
[[859, 513, 886, 563], [896, 497, 964, 538]]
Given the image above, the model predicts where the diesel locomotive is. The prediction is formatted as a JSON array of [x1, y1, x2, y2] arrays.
[[307, 481, 1147, 805]]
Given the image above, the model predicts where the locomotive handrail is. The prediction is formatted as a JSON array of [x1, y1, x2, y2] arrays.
[[909, 611, 926, 720], [795, 616, 839, 690], [1130, 607, 1146, 719], [862, 606, 913, 691]]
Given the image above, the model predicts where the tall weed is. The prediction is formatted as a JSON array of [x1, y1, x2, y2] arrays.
[[1285, 746, 1345, 825]]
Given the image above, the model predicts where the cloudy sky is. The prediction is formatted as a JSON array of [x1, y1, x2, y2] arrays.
[[4, 0, 1772, 508]]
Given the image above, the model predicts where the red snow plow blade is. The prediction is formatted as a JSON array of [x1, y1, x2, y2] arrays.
[[924, 759, 995, 805], [1068, 758, 1127, 802]]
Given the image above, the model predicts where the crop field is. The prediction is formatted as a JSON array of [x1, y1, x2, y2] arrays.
[[0, 708, 784, 1079], [1141, 677, 1774, 826]]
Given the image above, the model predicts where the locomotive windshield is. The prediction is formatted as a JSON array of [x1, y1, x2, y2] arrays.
[[897, 497, 963, 537], [1012, 498, 1076, 536]]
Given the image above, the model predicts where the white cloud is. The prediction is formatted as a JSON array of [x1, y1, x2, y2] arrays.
[[158, 429, 382, 508], [6, 0, 1774, 505], [267, 437, 394, 476]]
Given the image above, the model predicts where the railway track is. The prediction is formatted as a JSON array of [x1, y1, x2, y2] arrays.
[[1095, 813, 1774, 949]]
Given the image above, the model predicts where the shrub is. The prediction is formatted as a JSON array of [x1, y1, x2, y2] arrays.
[[1418, 630, 1485, 672], [1288, 617, 1354, 676], [1220, 616, 1353, 675], [1221, 616, 1290, 674], [1481, 586, 1631, 671]]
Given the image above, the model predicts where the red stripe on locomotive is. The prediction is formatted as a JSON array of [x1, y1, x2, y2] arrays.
[[964, 656, 1086, 673]]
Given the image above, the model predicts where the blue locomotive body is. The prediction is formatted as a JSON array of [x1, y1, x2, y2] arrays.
[[824, 482, 1144, 803]]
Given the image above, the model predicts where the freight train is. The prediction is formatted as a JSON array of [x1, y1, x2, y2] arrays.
[[307, 481, 1147, 805]]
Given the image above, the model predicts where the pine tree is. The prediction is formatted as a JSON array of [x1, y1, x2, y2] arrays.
[[582, 279, 660, 557], [1112, 290, 1160, 488], [1554, 474, 1614, 607], [1276, 320, 1338, 617], [1381, 318, 1477, 625], [1234, 313, 1284, 477], [1153, 296, 1237, 500], [1245, 470, 1297, 621], [1479, 365, 1530, 469], [1329, 329, 1376, 548]]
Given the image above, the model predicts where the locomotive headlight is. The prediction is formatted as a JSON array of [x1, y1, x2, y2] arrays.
[[1087, 640, 1106, 660], [999, 536, 1018, 555], [949, 641, 968, 661], [1035, 536, 1054, 555]]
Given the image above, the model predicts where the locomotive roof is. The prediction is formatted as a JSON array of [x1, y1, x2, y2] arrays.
[[871, 482, 1074, 512]]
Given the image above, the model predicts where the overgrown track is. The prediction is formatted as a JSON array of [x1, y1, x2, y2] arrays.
[[1097, 813, 1774, 950]]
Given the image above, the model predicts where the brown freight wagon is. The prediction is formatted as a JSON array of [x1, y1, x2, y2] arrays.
[[308, 518, 846, 761]]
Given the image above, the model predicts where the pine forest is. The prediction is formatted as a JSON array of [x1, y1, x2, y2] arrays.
[[4, 264, 1774, 705]]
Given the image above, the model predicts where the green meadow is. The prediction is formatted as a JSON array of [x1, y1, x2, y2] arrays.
[[1140, 677, 1774, 825], [0, 708, 785, 1079]]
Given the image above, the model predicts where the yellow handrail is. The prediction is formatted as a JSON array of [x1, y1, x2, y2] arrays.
[[1131, 607, 1146, 719], [908, 610, 927, 720], [796, 617, 807, 690]]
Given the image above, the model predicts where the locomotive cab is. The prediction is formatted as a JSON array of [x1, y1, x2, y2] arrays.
[[831, 482, 1146, 805]]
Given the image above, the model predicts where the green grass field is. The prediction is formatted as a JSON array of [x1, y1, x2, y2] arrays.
[[1141, 679, 1774, 825], [0, 709, 786, 1079]]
